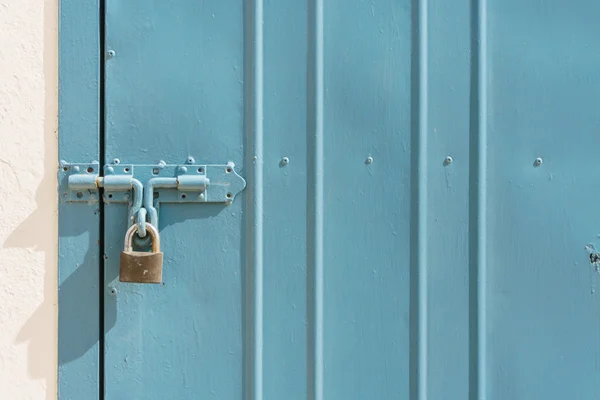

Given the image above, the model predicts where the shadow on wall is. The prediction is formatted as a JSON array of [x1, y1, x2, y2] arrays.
[[2, 2, 58, 400]]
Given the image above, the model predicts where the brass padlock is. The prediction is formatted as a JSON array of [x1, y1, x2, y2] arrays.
[[119, 223, 163, 283]]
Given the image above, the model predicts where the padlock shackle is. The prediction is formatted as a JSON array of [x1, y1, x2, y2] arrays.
[[123, 223, 160, 252]]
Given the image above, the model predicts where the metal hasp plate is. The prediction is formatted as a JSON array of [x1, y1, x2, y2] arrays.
[[58, 161, 246, 205], [103, 161, 246, 232], [58, 161, 102, 203], [102, 162, 246, 205], [59, 159, 246, 238]]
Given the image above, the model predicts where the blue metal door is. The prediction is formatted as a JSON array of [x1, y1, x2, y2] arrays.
[[58, 0, 600, 398]]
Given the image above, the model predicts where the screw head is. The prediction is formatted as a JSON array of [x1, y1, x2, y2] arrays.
[[534, 157, 543, 167], [365, 156, 374, 164], [109, 287, 118, 296], [113, 158, 120, 165], [281, 156, 290, 166], [444, 156, 453, 166], [107, 50, 116, 59], [186, 156, 195, 164]]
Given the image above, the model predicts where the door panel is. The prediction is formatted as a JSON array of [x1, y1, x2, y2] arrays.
[[426, 0, 471, 398], [58, 0, 101, 398], [485, 2, 600, 398], [321, 1, 412, 398], [101, 0, 600, 399], [262, 1, 308, 397], [104, 1, 245, 398]]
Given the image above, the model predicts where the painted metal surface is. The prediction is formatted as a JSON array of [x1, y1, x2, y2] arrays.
[[104, 1, 412, 397], [58, 0, 600, 398], [58, 0, 101, 398], [483, 2, 600, 398], [104, 1, 246, 398], [104, 0, 600, 398]]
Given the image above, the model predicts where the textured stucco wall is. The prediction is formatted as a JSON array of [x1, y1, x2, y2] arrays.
[[0, 1, 58, 399]]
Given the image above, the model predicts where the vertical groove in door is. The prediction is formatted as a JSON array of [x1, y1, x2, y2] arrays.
[[244, 0, 264, 399], [410, 0, 428, 398], [469, 0, 488, 398], [306, 0, 324, 399], [253, 0, 265, 394], [98, 0, 106, 398]]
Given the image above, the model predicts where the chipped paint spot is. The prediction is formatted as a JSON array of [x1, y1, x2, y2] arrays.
[[585, 244, 600, 272], [586, 243, 597, 253]]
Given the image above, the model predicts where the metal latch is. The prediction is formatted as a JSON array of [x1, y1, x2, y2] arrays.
[[58, 159, 246, 234]]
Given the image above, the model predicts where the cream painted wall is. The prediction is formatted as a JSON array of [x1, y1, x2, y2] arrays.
[[0, 1, 58, 399]]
